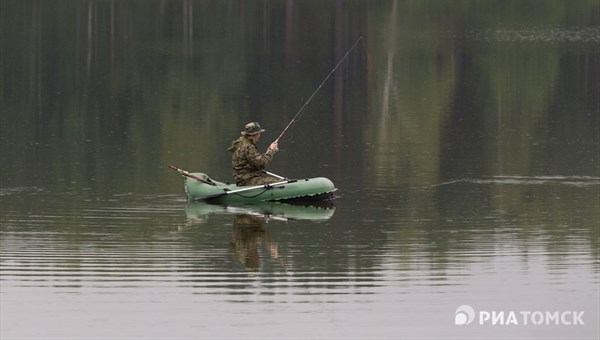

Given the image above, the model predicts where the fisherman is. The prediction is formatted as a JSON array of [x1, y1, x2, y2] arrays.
[[228, 122, 279, 186]]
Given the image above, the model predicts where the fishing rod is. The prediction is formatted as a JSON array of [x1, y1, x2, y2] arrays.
[[168, 165, 216, 186], [274, 36, 364, 144]]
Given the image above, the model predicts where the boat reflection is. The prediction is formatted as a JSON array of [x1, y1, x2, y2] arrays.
[[175, 201, 335, 271], [184, 200, 336, 222]]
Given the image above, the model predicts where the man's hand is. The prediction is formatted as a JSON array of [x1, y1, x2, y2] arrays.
[[268, 141, 279, 153]]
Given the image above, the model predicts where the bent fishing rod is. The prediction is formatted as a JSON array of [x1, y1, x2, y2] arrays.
[[274, 36, 364, 144]]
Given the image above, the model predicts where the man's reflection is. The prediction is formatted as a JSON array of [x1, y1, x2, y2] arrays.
[[231, 214, 285, 271]]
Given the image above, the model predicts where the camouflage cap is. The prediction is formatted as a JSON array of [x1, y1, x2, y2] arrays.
[[241, 122, 266, 136]]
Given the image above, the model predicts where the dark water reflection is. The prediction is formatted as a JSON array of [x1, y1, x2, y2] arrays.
[[1, 0, 599, 339]]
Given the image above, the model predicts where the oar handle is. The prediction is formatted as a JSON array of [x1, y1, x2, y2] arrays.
[[263, 170, 286, 180]]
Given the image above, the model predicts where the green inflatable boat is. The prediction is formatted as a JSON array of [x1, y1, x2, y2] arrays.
[[180, 171, 337, 204]]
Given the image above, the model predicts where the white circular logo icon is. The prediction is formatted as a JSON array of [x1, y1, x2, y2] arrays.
[[455, 305, 476, 325]]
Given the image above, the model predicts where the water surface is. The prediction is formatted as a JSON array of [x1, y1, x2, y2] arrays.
[[1, 1, 598, 339]]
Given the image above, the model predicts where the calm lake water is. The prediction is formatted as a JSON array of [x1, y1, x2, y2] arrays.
[[1, 1, 599, 339]]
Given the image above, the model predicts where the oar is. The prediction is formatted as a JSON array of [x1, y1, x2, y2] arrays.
[[168, 165, 216, 186], [195, 179, 298, 201], [263, 170, 286, 180]]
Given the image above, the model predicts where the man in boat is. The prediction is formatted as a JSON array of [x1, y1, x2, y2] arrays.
[[228, 122, 279, 186]]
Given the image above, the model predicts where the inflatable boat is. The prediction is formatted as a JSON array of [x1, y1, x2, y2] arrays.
[[179, 171, 337, 204]]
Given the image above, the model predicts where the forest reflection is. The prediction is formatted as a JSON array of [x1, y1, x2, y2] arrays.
[[1, 0, 598, 197]]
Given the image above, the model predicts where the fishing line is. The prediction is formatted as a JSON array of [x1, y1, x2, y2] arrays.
[[275, 36, 364, 144]]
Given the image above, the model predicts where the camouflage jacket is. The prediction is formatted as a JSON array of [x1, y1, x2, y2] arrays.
[[228, 135, 275, 186]]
